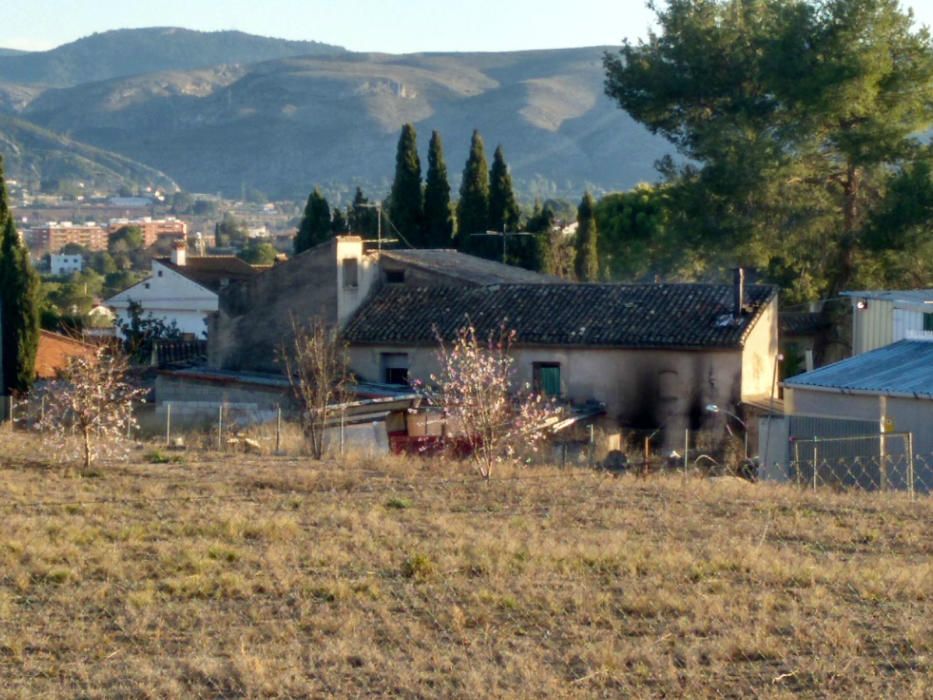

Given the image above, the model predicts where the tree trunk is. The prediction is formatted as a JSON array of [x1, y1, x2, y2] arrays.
[[83, 427, 92, 472], [814, 162, 861, 365]]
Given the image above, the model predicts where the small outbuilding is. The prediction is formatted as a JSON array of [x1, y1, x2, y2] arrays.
[[783, 339, 933, 492]]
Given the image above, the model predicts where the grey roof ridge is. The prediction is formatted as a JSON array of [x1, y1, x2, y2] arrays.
[[378, 249, 560, 283]]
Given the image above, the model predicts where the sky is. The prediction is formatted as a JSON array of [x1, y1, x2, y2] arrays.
[[5, 1, 933, 54], [3, 0, 654, 53]]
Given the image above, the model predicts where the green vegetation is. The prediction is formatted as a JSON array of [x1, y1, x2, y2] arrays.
[[488, 145, 520, 234], [0, 156, 40, 395], [237, 240, 278, 265], [602, 0, 933, 306], [457, 130, 490, 249], [422, 130, 453, 247], [294, 188, 332, 254], [574, 192, 599, 282], [388, 124, 423, 245]]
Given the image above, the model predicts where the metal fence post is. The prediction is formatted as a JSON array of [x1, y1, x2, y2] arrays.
[[683, 428, 689, 483], [217, 404, 224, 451], [165, 402, 172, 447]]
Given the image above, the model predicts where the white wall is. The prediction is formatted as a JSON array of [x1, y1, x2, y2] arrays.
[[107, 260, 217, 338], [335, 238, 379, 328], [51, 255, 83, 275]]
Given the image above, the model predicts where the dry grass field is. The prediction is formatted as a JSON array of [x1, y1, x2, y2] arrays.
[[0, 436, 930, 698]]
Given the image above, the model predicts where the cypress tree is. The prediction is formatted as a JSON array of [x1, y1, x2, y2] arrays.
[[488, 145, 520, 233], [294, 188, 332, 254], [574, 192, 599, 282], [388, 123, 423, 245], [331, 207, 348, 235], [526, 200, 557, 274], [456, 130, 490, 251], [349, 188, 379, 238], [0, 156, 40, 394], [422, 130, 453, 247]]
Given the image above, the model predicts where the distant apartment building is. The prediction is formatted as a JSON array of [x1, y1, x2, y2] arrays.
[[28, 222, 108, 253], [107, 217, 188, 247], [50, 254, 84, 276]]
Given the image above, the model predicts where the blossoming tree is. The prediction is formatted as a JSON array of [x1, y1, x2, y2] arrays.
[[429, 323, 562, 479]]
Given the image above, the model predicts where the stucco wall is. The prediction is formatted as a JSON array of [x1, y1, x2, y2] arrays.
[[741, 296, 779, 400], [349, 343, 746, 435], [210, 238, 375, 371], [108, 261, 216, 339]]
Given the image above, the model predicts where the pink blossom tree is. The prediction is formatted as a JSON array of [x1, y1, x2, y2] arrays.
[[429, 324, 562, 479], [37, 344, 146, 472]]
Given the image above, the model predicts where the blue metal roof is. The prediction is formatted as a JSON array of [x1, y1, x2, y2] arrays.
[[784, 340, 933, 399]]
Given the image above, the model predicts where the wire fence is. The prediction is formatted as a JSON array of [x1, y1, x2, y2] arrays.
[[3, 394, 931, 495]]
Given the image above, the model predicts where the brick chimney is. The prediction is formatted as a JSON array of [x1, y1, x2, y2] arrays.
[[733, 267, 745, 320], [171, 239, 186, 266]]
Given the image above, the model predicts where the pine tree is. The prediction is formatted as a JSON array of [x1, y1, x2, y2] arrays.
[[457, 130, 490, 251], [488, 145, 520, 233], [0, 156, 40, 395], [294, 188, 332, 254], [388, 123, 423, 245], [422, 130, 453, 247], [574, 192, 599, 282]]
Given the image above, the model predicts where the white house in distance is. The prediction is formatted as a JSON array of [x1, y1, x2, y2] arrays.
[[106, 241, 264, 340], [844, 289, 933, 355], [50, 254, 83, 276]]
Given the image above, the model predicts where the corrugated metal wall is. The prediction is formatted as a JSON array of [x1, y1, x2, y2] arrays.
[[852, 299, 892, 355], [759, 413, 916, 491]]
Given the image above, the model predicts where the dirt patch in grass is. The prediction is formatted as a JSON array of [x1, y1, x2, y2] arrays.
[[0, 447, 929, 697]]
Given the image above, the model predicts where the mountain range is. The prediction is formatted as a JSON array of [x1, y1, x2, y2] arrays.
[[0, 28, 673, 202]]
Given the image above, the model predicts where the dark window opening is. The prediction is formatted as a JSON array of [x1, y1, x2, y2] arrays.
[[343, 258, 359, 288], [924, 313, 933, 332], [157, 270, 163, 277], [144, 282, 150, 289], [385, 269, 405, 284], [533, 362, 561, 397], [381, 352, 409, 385]]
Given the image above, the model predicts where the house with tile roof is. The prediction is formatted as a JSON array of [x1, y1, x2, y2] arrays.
[[106, 240, 264, 340], [208, 236, 558, 371], [344, 279, 779, 435]]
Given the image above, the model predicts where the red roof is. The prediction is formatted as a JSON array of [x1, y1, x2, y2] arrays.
[[35, 331, 98, 379]]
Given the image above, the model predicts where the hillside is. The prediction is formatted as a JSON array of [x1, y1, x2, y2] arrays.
[[0, 28, 345, 87], [0, 114, 178, 192], [20, 47, 671, 199], [0, 445, 929, 697]]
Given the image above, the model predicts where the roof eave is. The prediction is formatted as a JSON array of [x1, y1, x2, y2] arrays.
[[783, 381, 933, 401]]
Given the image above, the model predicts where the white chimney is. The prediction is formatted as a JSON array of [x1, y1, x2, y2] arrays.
[[171, 239, 187, 266]]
